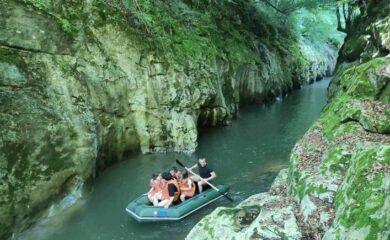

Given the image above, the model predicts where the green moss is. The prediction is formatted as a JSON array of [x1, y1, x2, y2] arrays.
[[21, 0, 49, 11], [383, 146, 390, 164], [334, 147, 389, 239], [105, 0, 277, 66], [338, 174, 386, 239], [319, 94, 355, 140], [341, 35, 367, 61], [217, 207, 242, 217], [18, 0, 80, 37], [202, 219, 215, 238], [338, 57, 390, 99], [295, 181, 306, 200], [332, 122, 360, 139], [57, 18, 76, 35], [286, 39, 310, 81], [379, 83, 390, 102], [288, 154, 329, 200], [319, 84, 389, 137], [287, 153, 299, 195], [321, 146, 352, 173], [118, 1, 212, 64], [303, 181, 328, 199]]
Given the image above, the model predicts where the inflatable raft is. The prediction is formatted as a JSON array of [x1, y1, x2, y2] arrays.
[[126, 185, 228, 222]]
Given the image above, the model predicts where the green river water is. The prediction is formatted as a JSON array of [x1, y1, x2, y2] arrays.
[[20, 78, 331, 240]]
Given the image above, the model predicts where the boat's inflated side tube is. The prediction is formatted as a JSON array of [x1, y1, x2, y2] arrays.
[[126, 185, 228, 222]]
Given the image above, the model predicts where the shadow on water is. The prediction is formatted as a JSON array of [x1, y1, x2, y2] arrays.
[[19, 78, 331, 240]]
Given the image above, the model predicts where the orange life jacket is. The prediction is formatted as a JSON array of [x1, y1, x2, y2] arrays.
[[180, 178, 196, 197], [162, 179, 180, 201]]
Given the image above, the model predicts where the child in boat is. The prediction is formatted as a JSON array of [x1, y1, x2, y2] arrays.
[[147, 172, 162, 206], [179, 171, 196, 202]]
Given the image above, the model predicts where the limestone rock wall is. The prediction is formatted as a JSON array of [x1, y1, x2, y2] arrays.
[[187, 1, 389, 239], [0, 0, 339, 238], [187, 56, 390, 240], [187, 169, 303, 240]]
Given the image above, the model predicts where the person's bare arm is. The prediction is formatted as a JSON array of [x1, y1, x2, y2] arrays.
[[164, 197, 174, 208], [180, 185, 191, 191], [206, 171, 216, 181]]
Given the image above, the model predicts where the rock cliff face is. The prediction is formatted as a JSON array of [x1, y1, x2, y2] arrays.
[[187, 1, 389, 239], [0, 0, 340, 238]]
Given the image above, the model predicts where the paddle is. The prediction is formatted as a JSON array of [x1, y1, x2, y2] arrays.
[[176, 159, 234, 202]]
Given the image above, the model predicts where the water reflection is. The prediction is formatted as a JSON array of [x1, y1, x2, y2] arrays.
[[20, 79, 330, 240]]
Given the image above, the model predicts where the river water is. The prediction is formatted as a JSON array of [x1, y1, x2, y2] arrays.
[[20, 78, 330, 240]]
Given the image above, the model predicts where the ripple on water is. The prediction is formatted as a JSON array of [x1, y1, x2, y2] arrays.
[[20, 79, 330, 240]]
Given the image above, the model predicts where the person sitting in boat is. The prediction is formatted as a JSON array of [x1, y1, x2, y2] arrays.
[[158, 172, 180, 208], [170, 166, 182, 181], [147, 172, 162, 206], [188, 158, 216, 193], [169, 167, 182, 194], [179, 171, 196, 202]]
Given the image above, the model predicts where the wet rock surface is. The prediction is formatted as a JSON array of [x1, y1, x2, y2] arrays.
[[187, 1, 390, 239], [187, 169, 303, 240], [0, 1, 341, 238]]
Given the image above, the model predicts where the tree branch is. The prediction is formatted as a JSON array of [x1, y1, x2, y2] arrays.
[[257, 0, 288, 15]]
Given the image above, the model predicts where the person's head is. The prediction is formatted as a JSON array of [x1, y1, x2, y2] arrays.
[[162, 172, 173, 181], [182, 171, 189, 179], [152, 172, 160, 180], [198, 158, 207, 167], [157, 173, 162, 180], [170, 166, 181, 178], [170, 166, 178, 175]]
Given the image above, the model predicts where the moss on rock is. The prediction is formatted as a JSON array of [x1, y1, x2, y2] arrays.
[[337, 57, 390, 99], [324, 146, 390, 240], [1, 0, 343, 238], [341, 36, 367, 62], [194, 1, 390, 239]]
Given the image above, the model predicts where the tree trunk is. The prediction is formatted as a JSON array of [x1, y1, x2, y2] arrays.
[[342, 3, 352, 33], [336, 6, 346, 32]]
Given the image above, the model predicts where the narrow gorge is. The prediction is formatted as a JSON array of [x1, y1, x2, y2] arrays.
[[0, 0, 388, 239], [187, 0, 390, 239]]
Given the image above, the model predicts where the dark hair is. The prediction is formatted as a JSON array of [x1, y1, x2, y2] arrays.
[[152, 172, 160, 180], [170, 166, 178, 173], [162, 172, 173, 181], [182, 171, 189, 179]]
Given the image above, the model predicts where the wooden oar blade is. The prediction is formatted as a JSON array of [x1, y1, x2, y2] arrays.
[[175, 159, 185, 168], [224, 193, 234, 202]]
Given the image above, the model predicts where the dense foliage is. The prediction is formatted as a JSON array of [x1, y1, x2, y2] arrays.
[[92, 0, 346, 66], [257, 0, 371, 34], [97, 0, 277, 65]]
